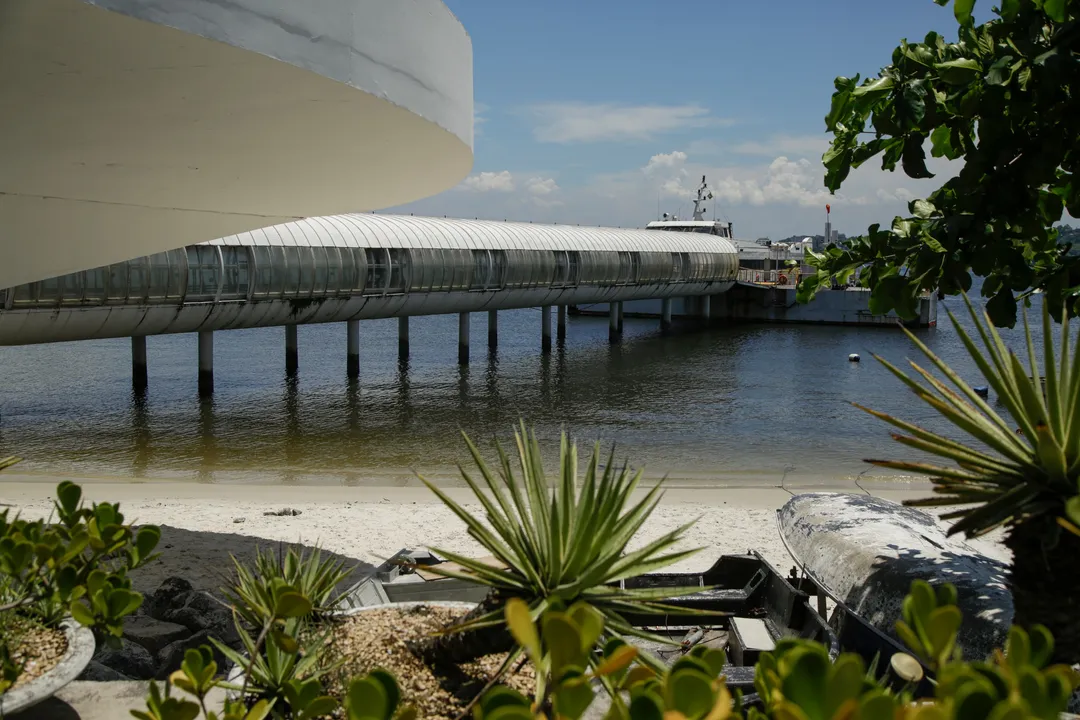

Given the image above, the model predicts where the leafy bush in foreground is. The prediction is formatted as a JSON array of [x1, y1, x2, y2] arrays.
[[0, 473, 159, 694]]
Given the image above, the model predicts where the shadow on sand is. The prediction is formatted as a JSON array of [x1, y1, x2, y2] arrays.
[[127, 524, 377, 599]]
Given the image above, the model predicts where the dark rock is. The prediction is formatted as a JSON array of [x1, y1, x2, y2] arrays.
[[156, 630, 230, 680], [93, 638, 156, 680], [77, 660, 132, 682], [122, 615, 191, 656], [160, 591, 240, 648], [146, 576, 194, 620]]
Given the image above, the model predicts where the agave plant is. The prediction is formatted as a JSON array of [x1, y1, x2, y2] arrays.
[[413, 423, 705, 665], [857, 293, 1080, 663]]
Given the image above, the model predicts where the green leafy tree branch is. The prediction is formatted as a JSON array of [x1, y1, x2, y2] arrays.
[[802, 0, 1080, 327]]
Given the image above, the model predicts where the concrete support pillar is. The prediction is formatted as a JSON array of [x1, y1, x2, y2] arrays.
[[198, 331, 214, 396], [458, 312, 470, 365], [661, 298, 673, 334], [617, 301, 625, 333], [609, 302, 620, 344], [541, 305, 552, 354], [285, 324, 299, 375], [557, 305, 567, 342], [488, 309, 498, 351], [347, 320, 360, 378], [701, 295, 712, 324], [398, 316, 410, 361], [132, 336, 148, 393]]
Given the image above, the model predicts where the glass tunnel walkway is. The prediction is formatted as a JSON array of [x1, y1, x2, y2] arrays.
[[0, 213, 739, 393]]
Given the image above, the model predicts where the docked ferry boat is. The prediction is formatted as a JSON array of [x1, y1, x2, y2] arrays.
[[569, 176, 938, 327]]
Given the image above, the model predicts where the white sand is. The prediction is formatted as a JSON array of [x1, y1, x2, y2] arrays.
[[0, 480, 1009, 598]]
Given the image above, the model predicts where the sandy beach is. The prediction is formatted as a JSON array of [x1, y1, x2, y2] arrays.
[[0, 474, 1011, 599]]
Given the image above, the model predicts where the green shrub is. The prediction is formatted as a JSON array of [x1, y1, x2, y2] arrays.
[[1, 478, 159, 693]]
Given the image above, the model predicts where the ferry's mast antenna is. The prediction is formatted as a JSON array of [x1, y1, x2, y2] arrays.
[[692, 175, 714, 221]]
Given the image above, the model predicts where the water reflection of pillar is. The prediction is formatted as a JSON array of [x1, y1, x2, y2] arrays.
[[457, 364, 470, 414], [346, 377, 361, 433], [282, 377, 301, 485], [484, 352, 499, 415], [196, 396, 216, 483], [540, 350, 552, 403], [130, 392, 150, 478], [554, 340, 568, 400], [396, 359, 412, 427]]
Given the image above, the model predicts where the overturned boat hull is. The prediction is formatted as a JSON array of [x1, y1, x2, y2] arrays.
[[777, 492, 1013, 662]]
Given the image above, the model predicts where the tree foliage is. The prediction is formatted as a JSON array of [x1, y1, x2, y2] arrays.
[[800, 0, 1080, 327]]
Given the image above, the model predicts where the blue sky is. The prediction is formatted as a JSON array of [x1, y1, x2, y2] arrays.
[[393, 0, 991, 241]]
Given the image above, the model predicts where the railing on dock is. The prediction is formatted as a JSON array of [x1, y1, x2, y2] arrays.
[[737, 267, 800, 287]]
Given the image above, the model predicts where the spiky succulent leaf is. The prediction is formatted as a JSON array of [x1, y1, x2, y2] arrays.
[[861, 294, 1080, 538], [422, 422, 705, 648]]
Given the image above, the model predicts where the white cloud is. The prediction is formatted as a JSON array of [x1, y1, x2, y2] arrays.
[[474, 102, 490, 137], [526, 177, 559, 196], [643, 151, 688, 172], [731, 134, 829, 157], [460, 170, 515, 193], [877, 187, 916, 203], [525, 103, 728, 143], [394, 146, 960, 241], [526, 177, 562, 207]]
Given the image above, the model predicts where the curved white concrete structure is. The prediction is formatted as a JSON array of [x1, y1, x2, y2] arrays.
[[0, 0, 474, 290], [0, 214, 738, 345]]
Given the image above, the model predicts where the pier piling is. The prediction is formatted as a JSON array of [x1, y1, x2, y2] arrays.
[[347, 320, 360, 378], [198, 331, 214, 396], [458, 312, 470, 365], [488, 309, 498, 351], [285, 324, 299, 375], [398, 316, 410, 361], [609, 302, 619, 344], [541, 305, 552, 354], [557, 305, 567, 342], [132, 336, 148, 393], [661, 298, 673, 334]]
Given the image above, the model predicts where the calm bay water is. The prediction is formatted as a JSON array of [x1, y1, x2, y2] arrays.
[[0, 293, 1053, 487]]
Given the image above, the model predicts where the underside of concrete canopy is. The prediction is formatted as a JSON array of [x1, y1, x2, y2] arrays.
[[0, 0, 474, 290]]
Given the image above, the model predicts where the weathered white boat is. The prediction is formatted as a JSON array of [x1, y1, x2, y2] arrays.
[[777, 492, 1013, 663]]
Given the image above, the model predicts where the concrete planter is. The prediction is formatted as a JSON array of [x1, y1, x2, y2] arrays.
[[0, 619, 95, 717]]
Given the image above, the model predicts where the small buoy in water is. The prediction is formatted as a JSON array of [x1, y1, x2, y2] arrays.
[[974, 386, 989, 398], [848, 353, 861, 362]]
